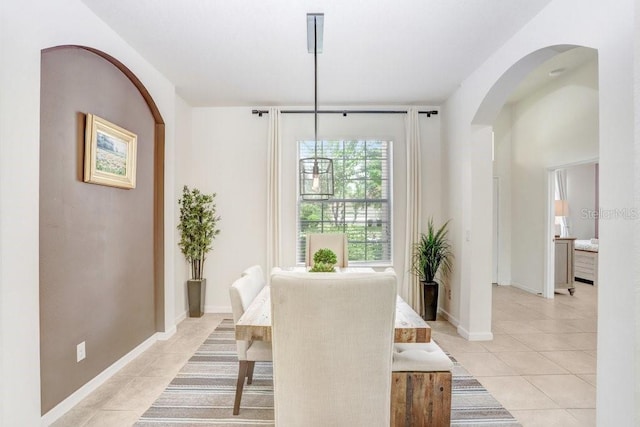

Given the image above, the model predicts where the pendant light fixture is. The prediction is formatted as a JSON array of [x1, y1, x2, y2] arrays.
[[300, 13, 334, 200]]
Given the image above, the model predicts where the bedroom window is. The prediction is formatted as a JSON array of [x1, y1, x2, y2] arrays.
[[297, 139, 392, 265]]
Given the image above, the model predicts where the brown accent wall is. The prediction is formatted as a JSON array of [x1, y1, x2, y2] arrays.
[[39, 47, 157, 413]]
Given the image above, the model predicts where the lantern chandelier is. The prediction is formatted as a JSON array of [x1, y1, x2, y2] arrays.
[[299, 13, 334, 200]]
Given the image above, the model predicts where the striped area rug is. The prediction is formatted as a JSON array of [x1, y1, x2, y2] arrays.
[[136, 319, 521, 426]]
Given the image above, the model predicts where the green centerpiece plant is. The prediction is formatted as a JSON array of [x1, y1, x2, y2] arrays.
[[310, 248, 338, 272], [411, 218, 453, 320], [178, 185, 221, 317]]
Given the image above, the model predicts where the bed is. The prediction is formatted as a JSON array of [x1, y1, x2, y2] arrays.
[[574, 239, 598, 285]]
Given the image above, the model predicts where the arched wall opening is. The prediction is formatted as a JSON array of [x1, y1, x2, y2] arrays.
[[453, 44, 601, 339], [39, 45, 165, 414], [463, 43, 601, 423]]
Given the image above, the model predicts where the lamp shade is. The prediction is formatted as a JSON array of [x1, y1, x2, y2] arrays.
[[300, 157, 334, 200], [554, 200, 569, 216]]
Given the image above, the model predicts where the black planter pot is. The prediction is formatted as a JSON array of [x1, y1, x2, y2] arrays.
[[187, 278, 206, 318], [421, 280, 439, 321]]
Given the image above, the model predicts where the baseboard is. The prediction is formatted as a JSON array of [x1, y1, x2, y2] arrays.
[[437, 307, 460, 327], [41, 332, 160, 426], [175, 310, 187, 323], [457, 324, 494, 341], [511, 281, 543, 296], [156, 324, 177, 341]]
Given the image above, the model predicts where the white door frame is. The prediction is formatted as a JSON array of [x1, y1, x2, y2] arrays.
[[544, 158, 599, 298], [492, 177, 499, 284], [544, 169, 556, 299]]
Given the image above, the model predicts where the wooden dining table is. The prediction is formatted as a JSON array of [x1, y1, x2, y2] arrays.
[[236, 282, 431, 344]]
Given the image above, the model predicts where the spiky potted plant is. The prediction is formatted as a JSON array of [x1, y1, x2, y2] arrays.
[[411, 218, 453, 320], [178, 185, 221, 317]]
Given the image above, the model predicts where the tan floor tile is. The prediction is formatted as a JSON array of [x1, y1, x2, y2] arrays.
[[510, 333, 577, 351], [139, 352, 191, 377], [578, 374, 596, 387], [562, 318, 598, 333], [493, 320, 544, 334], [480, 334, 533, 352], [510, 409, 584, 427], [561, 333, 597, 350], [491, 309, 517, 322], [524, 375, 595, 408], [113, 351, 161, 378], [495, 352, 568, 375], [532, 319, 583, 333], [83, 409, 141, 427], [452, 352, 517, 377], [566, 408, 596, 426], [426, 320, 457, 334], [77, 375, 135, 408], [532, 306, 585, 320], [477, 376, 559, 410], [50, 406, 96, 427], [430, 333, 488, 355], [496, 305, 549, 321], [102, 376, 172, 410], [539, 351, 596, 374], [147, 337, 181, 354]]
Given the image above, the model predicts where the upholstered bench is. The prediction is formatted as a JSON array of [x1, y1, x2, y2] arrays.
[[390, 342, 453, 427]]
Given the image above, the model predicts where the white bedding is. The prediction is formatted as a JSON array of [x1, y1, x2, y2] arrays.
[[575, 239, 599, 252]]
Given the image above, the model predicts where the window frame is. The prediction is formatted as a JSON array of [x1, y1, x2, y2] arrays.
[[296, 139, 393, 267]]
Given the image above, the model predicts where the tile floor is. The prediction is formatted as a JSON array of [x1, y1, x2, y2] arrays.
[[52, 282, 597, 427], [51, 313, 228, 427], [431, 282, 597, 427]]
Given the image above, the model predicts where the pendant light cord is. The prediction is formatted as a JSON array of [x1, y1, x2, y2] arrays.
[[314, 15, 318, 160]]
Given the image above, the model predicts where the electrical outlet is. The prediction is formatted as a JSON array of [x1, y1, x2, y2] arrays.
[[77, 341, 86, 362]]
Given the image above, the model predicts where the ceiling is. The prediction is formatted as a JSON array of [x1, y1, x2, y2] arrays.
[[82, 0, 554, 107], [507, 46, 597, 104]]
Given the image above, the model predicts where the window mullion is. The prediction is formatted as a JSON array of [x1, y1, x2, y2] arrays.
[[298, 139, 391, 265]]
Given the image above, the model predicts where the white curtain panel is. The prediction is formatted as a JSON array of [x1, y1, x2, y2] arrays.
[[555, 169, 570, 237], [266, 108, 281, 276], [402, 108, 422, 314]]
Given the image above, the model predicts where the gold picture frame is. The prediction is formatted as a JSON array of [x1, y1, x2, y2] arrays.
[[84, 114, 137, 189]]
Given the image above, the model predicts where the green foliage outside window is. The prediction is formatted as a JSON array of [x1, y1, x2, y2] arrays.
[[298, 140, 391, 264]]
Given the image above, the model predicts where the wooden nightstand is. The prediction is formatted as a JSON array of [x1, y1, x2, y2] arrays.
[[554, 237, 576, 295]]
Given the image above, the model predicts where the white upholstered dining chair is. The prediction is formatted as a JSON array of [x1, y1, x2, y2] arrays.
[[270, 270, 397, 426], [305, 233, 349, 267], [241, 264, 266, 288], [228, 270, 272, 415]]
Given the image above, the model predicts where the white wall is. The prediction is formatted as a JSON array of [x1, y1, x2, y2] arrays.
[[188, 108, 269, 313], [508, 59, 598, 294], [493, 107, 513, 286], [186, 107, 441, 312], [0, 1, 178, 424], [442, 0, 636, 424], [566, 163, 597, 239], [174, 95, 193, 319]]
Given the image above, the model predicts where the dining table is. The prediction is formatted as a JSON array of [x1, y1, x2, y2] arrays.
[[235, 268, 431, 343]]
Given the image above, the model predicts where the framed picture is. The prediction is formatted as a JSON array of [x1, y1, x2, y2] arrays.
[[84, 114, 137, 189]]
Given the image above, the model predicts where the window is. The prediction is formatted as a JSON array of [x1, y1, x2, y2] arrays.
[[297, 140, 392, 264]]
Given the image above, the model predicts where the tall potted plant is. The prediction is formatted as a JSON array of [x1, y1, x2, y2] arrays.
[[411, 218, 453, 320], [178, 185, 221, 317]]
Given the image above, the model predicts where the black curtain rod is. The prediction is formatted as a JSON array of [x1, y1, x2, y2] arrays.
[[252, 109, 439, 117]]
